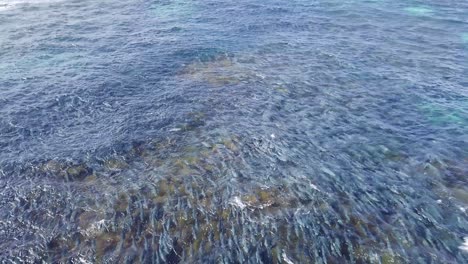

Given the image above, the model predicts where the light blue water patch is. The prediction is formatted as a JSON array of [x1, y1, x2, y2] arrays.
[[419, 103, 468, 126], [461, 33, 468, 43], [341, 0, 385, 6], [2, 50, 91, 81], [149, 0, 195, 21], [404, 6, 434, 16]]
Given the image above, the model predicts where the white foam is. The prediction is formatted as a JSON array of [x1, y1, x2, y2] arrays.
[[460, 237, 468, 253], [0, 3, 15, 11], [229, 196, 247, 210], [80, 219, 108, 237], [282, 252, 295, 264], [310, 183, 320, 192], [77, 257, 93, 264], [1, 0, 61, 4], [0, 0, 64, 11]]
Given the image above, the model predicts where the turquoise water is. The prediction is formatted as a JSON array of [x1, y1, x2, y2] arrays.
[[0, 0, 467, 262]]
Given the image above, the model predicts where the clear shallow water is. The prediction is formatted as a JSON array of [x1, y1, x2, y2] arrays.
[[0, 0, 467, 262]]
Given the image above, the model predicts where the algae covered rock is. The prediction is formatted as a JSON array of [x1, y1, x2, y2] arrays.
[[66, 164, 93, 181], [40, 160, 93, 181], [180, 56, 261, 87], [104, 158, 129, 171]]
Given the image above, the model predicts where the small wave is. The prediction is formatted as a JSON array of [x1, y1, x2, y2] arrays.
[[460, 237, 468, 253]]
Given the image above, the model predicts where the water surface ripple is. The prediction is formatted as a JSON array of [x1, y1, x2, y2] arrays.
[[0, 0, 467, 263]]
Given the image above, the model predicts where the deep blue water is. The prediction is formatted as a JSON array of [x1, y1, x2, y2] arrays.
[[0, 0, 467, 262]]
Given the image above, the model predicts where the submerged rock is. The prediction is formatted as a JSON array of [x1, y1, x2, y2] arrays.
[[95, 232, 120, 259], [275, 85, 289, 93], [66, 164, 92, 181], [179, 57, 260, 86], [39, 160, 93, 181], [451, 188, 468, 204], [104, 158, 128, 171]]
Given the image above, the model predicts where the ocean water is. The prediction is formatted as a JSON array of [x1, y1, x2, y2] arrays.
[[0, 0, 467, 262]]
